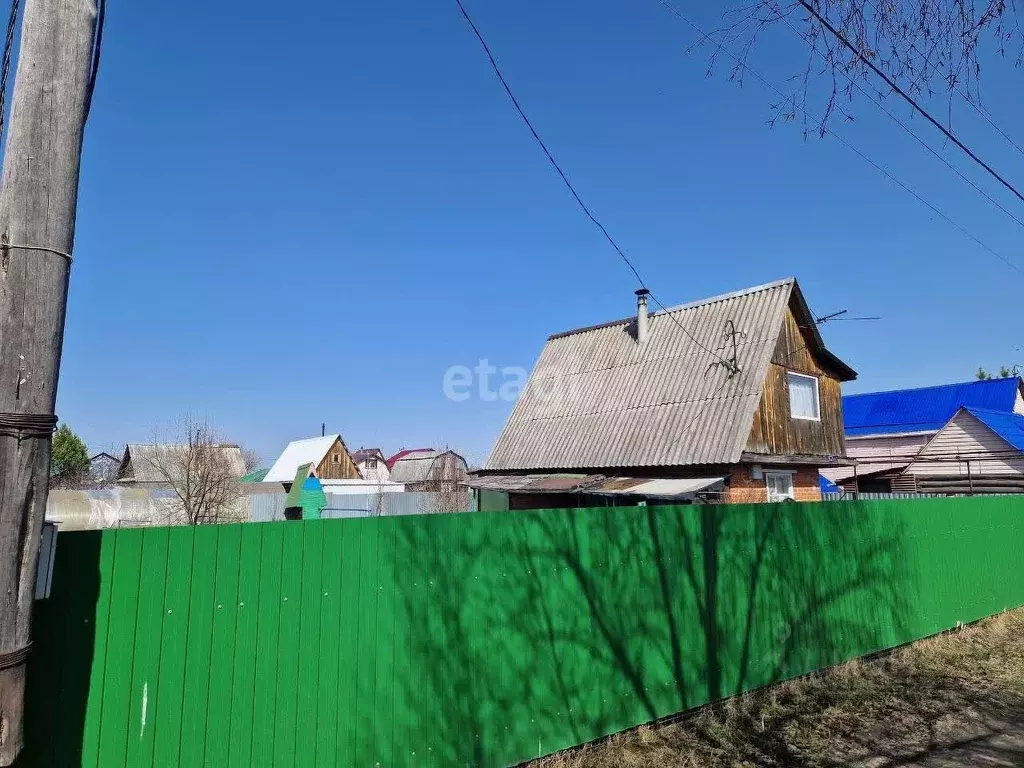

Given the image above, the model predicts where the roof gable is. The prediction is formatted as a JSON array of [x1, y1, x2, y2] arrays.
[[844, 378, 1022, 437], [390, 449, 468, 483], [350, 447, 386, 464], [386, 447, 433, 469], [265, 434, 344, 483], [485, 278, 852, 471], [117, 443, 245, 483], [962, 406, 1024, 452]]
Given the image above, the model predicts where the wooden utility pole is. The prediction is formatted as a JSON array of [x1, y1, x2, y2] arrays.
[[0, 0, 98, 762]]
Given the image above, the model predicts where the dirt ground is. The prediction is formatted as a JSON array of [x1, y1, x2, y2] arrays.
[[528, 609, 1024, 768]]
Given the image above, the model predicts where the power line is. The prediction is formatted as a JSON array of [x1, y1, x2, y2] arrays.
[[83, 0, 106, 122], [656, 0, 1023, 277], [771, 9, 1024, 234], [955, 92, 1024, 163], [454, 0, 736, 372], [0, 0, 20, 144], [857, 0, 1024, 163], [795, 0, 1024, 207]]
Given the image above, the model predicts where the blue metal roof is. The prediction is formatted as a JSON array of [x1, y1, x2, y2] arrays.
[[963, 407, 1024, 452], [819, 474, 841, 494], [843, 378, 1020, 437]]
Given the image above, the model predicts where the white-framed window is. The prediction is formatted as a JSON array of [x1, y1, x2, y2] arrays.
[[765, 471, 795, 502], [787, 371, 821, 421]]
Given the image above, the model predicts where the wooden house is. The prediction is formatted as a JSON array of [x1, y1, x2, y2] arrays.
[[469, 278, 856, 509], [264, 434, 361, 485]]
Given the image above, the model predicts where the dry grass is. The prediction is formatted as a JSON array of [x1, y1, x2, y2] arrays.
[[528, 608, 1024, 768]]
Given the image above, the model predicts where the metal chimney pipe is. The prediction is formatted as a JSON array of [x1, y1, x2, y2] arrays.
[[635, 288, 650, 344]]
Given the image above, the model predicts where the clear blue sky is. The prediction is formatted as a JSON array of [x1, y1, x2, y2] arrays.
[[49, 0, 1024, 466]]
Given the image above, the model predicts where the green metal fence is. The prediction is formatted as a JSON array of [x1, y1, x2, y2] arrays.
[[21, 496, 1024, 767]]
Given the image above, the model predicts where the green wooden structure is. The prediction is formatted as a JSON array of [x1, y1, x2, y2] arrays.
[[21, 496, 1024, 767]]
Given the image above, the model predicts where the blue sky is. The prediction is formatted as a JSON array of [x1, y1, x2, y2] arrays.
[[48, 0, 1024, 466]]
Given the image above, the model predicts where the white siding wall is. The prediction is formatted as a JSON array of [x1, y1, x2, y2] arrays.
[[845, 433, 932, 461], [357, 459, 391, 484], [908, 411, 1024, 476]]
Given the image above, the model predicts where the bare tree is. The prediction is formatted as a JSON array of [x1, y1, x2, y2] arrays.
[[146, 417, 247, 525], [418, 448, 470, 514], [699, 0, 1020, 136], [241, 447, 263, 475]]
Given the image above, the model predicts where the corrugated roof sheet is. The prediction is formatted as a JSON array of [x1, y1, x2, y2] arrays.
[[844, 378, 1021, 437], [485, 279, 814, 470], [265, 435, 340, 483], [464, 474, 602, 492], [119, 444, 245, 483], [964, 407, 1024, 452], [588, 477, 724, 497], [464, 473, 724, 497], [820, 461, 909, 485], [389, 450, 468, 484], [386, 448, 433, 469]]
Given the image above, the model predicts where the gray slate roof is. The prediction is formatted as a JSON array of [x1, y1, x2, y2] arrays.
[[485, 278, 845, 471], [390, 449, 468, 484], [118, 443, 246, 483]]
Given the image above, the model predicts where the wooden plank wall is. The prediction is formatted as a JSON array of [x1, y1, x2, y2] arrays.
[[316, 438, 361, 480], [745, 306, 846, 457]]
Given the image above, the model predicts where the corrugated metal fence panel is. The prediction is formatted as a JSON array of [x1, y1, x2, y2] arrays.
[[249, 492, 286, 522], [23, 496, 1024, 767], [822, 492, 941, 501], [250, 492, 479, 522], [324, 491, 477, 517]]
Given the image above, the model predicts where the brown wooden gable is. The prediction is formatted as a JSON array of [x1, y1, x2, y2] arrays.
[[315, 436, 362, 480], [744, 302, 847, 458]]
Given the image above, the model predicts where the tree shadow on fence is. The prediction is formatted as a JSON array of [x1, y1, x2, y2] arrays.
[[18, 531, 102, 768], [389, 501, 914, 767]]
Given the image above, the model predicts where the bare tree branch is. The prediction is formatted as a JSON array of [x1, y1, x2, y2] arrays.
[[700, 0, 1019, 131], [146, 416, 247, 525]]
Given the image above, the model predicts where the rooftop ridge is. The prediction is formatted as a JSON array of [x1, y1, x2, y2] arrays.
[[845, 377, 1019, 401], [548, 278, 794, 340]]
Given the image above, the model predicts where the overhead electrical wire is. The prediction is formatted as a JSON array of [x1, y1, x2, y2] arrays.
[[857, 0, 1024, 163], [767, 10, 1024, 234], [454, 0, 738, 374], [795, 0, 1024, 206], [0, 0, 19, 144], [656, 0, 1024, 277], [0, 0, 103, 149]]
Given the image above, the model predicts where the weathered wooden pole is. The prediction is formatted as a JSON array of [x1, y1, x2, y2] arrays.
[[0, 0, 98, 762]]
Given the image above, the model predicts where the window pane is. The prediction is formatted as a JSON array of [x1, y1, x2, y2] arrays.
[[788, 373, 819, 419], [766, 472, 794, 502]]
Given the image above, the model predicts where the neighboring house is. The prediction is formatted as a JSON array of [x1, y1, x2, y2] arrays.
[[903, 407, 1024, 494], [116, 443, 246, 488], [89, 452, 121, 484], [824, 378, 1024, 493], [388, 448, 469, 493], [264, 434, 361, 484], [350, 447, 391, 484], [469, 278, 857, 510]]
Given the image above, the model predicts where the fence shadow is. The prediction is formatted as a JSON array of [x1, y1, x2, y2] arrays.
[[558, 615, 1024, 767], [388, 501, 914, 766], [18, 531, 103, 767]]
